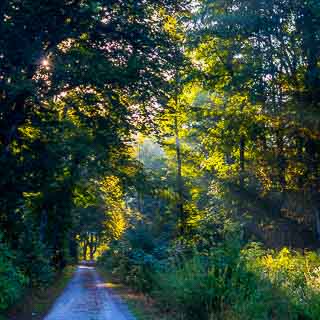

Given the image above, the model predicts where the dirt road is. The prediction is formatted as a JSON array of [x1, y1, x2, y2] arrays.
[[44, 266, 135, 320]]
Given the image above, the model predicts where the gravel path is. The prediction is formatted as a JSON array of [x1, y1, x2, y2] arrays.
[[44, 266, 135, 320]]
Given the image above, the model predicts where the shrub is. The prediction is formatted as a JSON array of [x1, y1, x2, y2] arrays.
[[100, 217, 320, 319], [152, 242, 278, 320], [98, 226, 165, 293], [0, 235, 28, 312], [152, 242, 320, 320], [246, 247, 320, 319], [16, 235, 54, 287]]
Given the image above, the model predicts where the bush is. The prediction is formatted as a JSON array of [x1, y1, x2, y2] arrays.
[[153, 242, 320, 320], [100, 215, 320, 320], [152, 242, 272, 320], [98, 225, 166, 293], [16, 235, 54, 288], [245, 246, 320, 319], [0, 235, 28, 312]]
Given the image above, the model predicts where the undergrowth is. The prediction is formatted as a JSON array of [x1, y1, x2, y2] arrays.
[[98, 221, 320, 320]]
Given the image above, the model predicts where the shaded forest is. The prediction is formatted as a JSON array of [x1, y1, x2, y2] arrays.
[[1, 0, 320, 319]]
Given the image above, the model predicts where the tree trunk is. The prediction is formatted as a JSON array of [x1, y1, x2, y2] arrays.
[[239, 134, 245, 190], [89, 233, 98, 261], [39, 209, 48, 243], [83, 241, 88, 261], [315, 208, 320, 241], [174, 115, 185, 235]]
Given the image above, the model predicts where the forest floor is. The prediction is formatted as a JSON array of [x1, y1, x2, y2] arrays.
[[43, 265, 135, 320]]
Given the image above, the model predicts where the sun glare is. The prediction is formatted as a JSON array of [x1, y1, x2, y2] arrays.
[[42, 58, 50, 67]]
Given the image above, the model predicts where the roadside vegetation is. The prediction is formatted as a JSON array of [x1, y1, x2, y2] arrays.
[[97, 268, 175, 320], [5, 266, 75, 320], [98, 218, 320, 320]]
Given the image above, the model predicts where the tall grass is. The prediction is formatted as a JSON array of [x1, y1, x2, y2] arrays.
[[99, 225, 320, 320], [152, 244, 320, 320]]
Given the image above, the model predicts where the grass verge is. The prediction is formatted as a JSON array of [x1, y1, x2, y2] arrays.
[[97, 268, 177, 320], [5, 265, 76, 320]]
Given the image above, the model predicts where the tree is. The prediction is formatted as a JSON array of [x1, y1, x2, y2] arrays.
[[0, 0, 188, 282], [189, 0, 320, 245]]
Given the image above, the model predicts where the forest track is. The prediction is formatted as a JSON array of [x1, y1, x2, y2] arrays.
[[44, 266, 135, 320]]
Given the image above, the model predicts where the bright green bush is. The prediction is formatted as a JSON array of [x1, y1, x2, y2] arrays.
[[244, 246, 320, 319], [0, 235, 28, 312], [152, 243, 320, 320]]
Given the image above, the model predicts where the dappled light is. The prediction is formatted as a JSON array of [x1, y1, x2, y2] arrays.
[[95, 282, 122, 289], [41, 58, 50, 67], [78, 265, 94, 270]]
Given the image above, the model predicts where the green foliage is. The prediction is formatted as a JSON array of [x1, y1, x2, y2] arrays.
[[0, 0, 187, 311], [2, 0, 320, 318], [0, 235, 28, 312], [244, 246, 320, 319], [103, 215, 320, 320], [142, 243, 320, 320], [98, 225, 163, 293], [16, 236, 54, 288], [189, 0, 320, 246]]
